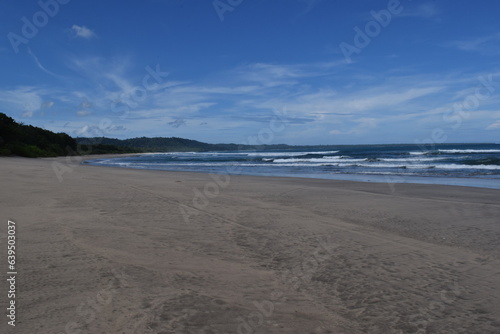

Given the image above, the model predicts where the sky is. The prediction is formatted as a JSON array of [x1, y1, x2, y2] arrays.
[[0, 0, 499, 145]]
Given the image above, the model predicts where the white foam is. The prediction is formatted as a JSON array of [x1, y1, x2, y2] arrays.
[[272, 156, 363, 163], [247, 150, 339, 157], [381, 157, 447, 162], [140, 152, 180, 156], [438, 149, 500, 154], [435, 163, 500, 170], [352, 163, 500, 170]]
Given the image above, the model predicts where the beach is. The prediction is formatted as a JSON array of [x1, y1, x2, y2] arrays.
[[1, 156, 500, 333]]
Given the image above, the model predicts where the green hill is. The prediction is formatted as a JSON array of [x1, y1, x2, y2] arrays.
[[76, 136, 292, 152]]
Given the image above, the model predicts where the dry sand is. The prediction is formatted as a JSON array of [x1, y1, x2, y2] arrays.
[[1, 156, 500, 334]]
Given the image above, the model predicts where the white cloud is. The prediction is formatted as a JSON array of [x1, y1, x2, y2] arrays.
[[399, 3, 440, 19], [71, 25, 97, 39], [22, 110, 34, 118], [446, 33, 500, 55], [329, 118, 378, 135], [5, 55, 497, 143], [0, 87, 45, 112], [168, 119, 187, 128], [486, 120, 500, 130], [41, 101, 55, 109], [343, 87, 443, 112], [76, 110, 92, 117], [27, 47, 59, 77], [234, 61, 345, 87], [73, 123, 125, 137], [80, 100, 93, 109]]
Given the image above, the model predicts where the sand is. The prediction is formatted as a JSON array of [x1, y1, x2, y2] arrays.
[[1, 156, 500, 334]]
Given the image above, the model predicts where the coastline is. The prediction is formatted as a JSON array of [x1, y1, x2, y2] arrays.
[[83, 154, 500, 190], [1, 156, 499, 333]]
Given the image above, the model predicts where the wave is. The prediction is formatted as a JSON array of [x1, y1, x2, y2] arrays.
[[438, 149, 500, 154], [380, 157, 447, 162], [139, 152, 186, 156], [463, 157, 500, 166], [271, 156, 447, 164], [409, 151, 428, 155], [350, 163, 500, 170], [272, 156, 364, 163], [433, 164, 500, 170], [97, 160, 500, 171], [247, 150, 339, 157], [148, 151, 341, 158]]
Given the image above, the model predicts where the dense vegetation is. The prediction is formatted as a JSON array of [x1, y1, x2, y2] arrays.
[[0, 113, 77, 157]]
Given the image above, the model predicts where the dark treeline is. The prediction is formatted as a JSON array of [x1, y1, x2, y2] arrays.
[[0, 113, 77, 157]]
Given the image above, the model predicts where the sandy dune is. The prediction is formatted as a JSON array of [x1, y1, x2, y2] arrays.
[[1, 156, 499, 333]]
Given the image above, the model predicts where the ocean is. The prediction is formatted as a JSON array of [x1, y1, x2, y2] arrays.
[[85, 143, 500, 189]]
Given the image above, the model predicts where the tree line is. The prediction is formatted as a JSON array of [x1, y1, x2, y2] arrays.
[[1, 112, 315, 158], [0, 113, 77, 157]]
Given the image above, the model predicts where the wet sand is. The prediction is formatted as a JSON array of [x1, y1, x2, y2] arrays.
[[1, 156, 499, 333]]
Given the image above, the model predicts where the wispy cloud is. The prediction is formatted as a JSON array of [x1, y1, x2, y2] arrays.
[[74, 123, 126, 137], [486, 120, 500, 130], [234, 61, 345, 87], [399, 2, 440, 19], [27, 47, 59, 77], [22, 110, 34, 118], [71, 25, 97, 39], [445, 33, 500, 55], [330, 117, 378, 135], [76, 110, 92, 117], [0, 86, 46, 113], [168, 119, 187, 128], [41, 101, 55, 109], [79, 98, 93, 109], [1, 55, 497, 143]]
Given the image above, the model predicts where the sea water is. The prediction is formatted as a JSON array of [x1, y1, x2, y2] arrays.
[[86, 143, 500, 189]]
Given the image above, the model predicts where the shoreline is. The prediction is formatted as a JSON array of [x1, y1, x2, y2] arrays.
[[1, 156, 499, 333], [82, 154, 500, 190]]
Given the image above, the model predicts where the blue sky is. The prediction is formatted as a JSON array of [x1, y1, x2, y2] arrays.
[[1, 0, 499, 145]]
